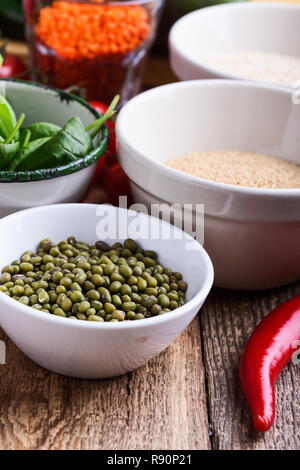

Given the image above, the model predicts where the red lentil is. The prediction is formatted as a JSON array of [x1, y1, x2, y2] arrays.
[[33, 1, 150, 102]]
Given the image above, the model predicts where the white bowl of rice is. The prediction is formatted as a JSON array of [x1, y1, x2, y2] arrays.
[[116, 80, 300, 290], [169, 3, 300, 88]]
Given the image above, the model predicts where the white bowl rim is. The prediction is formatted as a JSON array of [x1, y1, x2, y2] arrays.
[[0, 203, 214, 330], [116, 79, 300, 198], [169, 2, 300, 89]]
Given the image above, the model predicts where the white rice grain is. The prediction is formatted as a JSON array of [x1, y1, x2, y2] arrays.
[[202, 50, 300, 86]]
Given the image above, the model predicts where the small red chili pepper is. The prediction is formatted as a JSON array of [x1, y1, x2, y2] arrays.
[[240, 295, 300, 432]]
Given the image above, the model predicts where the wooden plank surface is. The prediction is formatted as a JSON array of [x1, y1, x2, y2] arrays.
[[0, 318, 210, 450], [201, 283, 300, 450], [0, 40, 299, 450]]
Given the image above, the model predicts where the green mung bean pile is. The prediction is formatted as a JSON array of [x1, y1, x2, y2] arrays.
[[0, 237, 188, 322]]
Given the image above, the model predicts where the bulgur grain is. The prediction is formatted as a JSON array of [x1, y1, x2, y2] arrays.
[[165, 151, 300, 189]]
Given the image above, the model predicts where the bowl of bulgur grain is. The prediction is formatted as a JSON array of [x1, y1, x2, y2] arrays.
[[116, 79, 300, 290], [169, 3, 300, 88]]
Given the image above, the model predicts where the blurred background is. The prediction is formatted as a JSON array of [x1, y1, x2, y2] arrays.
[[2, 0, 299, 44]]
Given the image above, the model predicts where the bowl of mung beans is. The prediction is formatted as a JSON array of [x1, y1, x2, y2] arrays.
[[116, 79, 300, 290], [0, 203, 213, 378]]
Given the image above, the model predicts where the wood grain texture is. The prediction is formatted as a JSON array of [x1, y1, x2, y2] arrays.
[[0, 317, 210, 450], [200, 283, 300, 450]]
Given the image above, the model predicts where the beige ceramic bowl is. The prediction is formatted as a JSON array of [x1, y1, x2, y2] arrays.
[[116, 80, 300, 290]]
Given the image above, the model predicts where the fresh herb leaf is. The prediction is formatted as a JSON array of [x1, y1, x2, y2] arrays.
[[17, 117, 92, 171], [8, 137, 51, 171], [0, 94, 18, 140], [0, 141, 19, 170], [85, 94, 119, 140], [23, 122, 61, 140], [5, 112, 24, 144]]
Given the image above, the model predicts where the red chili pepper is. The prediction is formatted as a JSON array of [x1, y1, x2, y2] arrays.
[[240, 295, 300, 432]]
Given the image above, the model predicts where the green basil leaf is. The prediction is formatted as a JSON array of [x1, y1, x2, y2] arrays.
[[0, 141, 20, 170], [9, 137, 51, 171], [23, 122, 61, 140], [0, 94, 18, 140], [19, 117, 92, 170]]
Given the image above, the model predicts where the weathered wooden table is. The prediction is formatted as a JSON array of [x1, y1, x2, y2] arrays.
[[0, 42, 299, 451]]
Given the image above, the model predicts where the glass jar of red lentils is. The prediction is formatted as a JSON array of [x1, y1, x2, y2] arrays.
[[23, 0, 164, 106]]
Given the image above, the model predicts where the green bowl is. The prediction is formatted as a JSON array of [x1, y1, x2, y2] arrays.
[[0, 79, 109, 183], [0, 79, 109, 218]]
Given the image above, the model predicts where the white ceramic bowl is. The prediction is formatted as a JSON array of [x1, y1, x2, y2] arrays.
[[0, 80, 108, 218], [0, 203, 213, 378], [169, 3, 300, 86], [116, 80, 300, 290]]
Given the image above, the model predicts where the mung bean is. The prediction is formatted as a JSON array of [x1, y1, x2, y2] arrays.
[[0, 237, 187, 322]]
